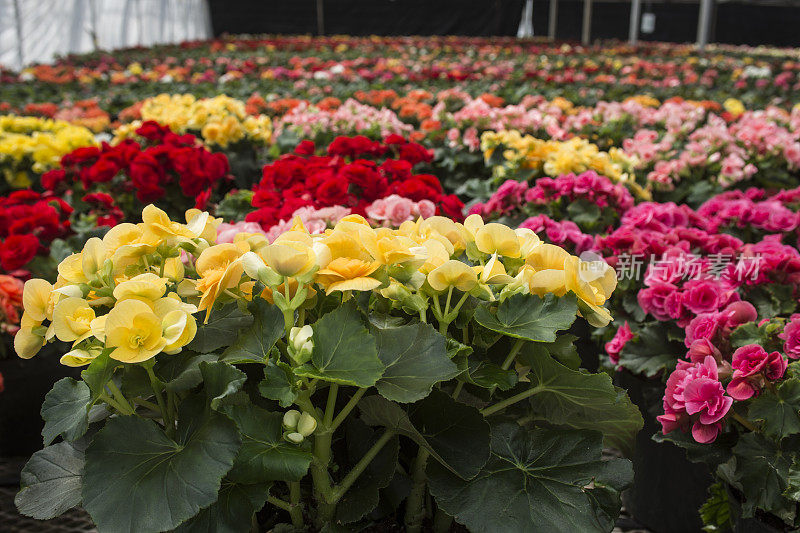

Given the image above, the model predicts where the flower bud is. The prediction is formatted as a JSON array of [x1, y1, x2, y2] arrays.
[[285, 432, 304, 444], [283, 409, 301, 429], [288, 325, 314, 365], [297, 412, 317, 437]]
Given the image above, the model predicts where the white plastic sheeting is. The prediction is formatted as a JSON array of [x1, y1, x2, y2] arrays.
[[0, 0, 212, 70]]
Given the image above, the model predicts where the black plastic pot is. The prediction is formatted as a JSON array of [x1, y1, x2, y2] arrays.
[[0, 343, 80, 456], [735, 518, 785, 533], [617, 370, 713, 533]]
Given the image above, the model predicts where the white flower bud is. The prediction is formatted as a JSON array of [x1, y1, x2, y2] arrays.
[[288, 325, 314, 365], [297, 412, 317, 437], [285, 432, 304, 444], [283, 409, 301, 429]]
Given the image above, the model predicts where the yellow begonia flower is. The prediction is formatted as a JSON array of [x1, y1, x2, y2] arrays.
[[195, 243, 247, 321], [524, 244, 571, 297], [474, 254, 514, 285], [14, 313, 46, 359], [475, 223, 521, 258], [81, 237, 107, 278], [102, 223, 155, 267], [163, 257, 185, 282], [420, 217, 467, 254], [428, 260, 478, 292], [104, 299, 167, 363], [154, 295, 198, 354], [60, 347, 101, 367], [261, 239, 316, 278], [515, 228, 541, 257], [315, 257, 381, 295], [22, 278, 53, 322], [113, 273, 168, 302], [58, 253, 89, 284], [418, 239, 451, 274], [565, 256, 617, 327], [141, 204, 198, 245], [52, 297, 95, 343], [186, 209, 223, 243]]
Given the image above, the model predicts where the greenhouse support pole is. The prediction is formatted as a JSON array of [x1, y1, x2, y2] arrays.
[[548, 0, 558, 40], [316, 0, 324, 35], [696, 0, 712, 49], [581, 0, 592, 45], [12, 0, 23, 69], [628, 0, 641, 45]]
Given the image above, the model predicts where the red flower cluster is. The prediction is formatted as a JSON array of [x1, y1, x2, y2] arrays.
[[41, 121, 230, 207], [247, 135, 463, 228], [0, 191, 72, 272]]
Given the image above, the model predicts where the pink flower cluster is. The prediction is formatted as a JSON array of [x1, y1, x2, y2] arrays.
[[276, 99, 413, 139], [365, 194, 436, 226], [727, 344, 786, 401], [658, 356, 733, 443], [262, 205, 352, 242], [779, 314, 800, 359], [605, 322, 633, 365], [518, 214, 596, 255], [698, 189, 800, 235]]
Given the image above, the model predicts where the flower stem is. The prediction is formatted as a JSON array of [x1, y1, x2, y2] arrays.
[[404, 447, 431, 533], [732, 411, 758, 432], [328, 388, 366, 433], [145, 366, 173, 437], [106, 380, 134, 414], [481, 385, 544, 417], [330, 429, 396, 503], [267, 495, 292, 512], [288, 481, 304, 528], [433, 508, 453, 533], [488, 338, 526, 398]]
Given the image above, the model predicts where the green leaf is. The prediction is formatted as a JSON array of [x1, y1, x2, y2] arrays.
[[294, 301, 384, 388], [221, 403, 312, 484], [155, 352, 219, 393], [82, 408, 241, 532], [718, 433, 795, 522], [259, 361, 297, 408], [200, 361, 247, 409], [15, 441, 84, 520], [446, 337, 472, 360], [525, 333, 580, 369], [41, 378, 91, 446], [521, 350, 643, 454], [465, 361, 518, 390], [618, 323, 682, 378], [473, 293, 577, 342], [359, 391, 489, 480], [221, 299, 284, 364], [748, 379, 800, 438], [175, 479, 271, 533], [730, 322, 764, 349], [699, 482, 733, 533], [335, 419, 400, 524], [80, 348, 119, 401], [428, 424, 632, 533], [372, 322, 458, 403], [784, 461, 800, 501], [188, 304, 253, 353]]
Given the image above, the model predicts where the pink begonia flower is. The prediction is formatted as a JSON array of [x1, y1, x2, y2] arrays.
[[727, 344, 787, 401], [779, 314, 800, 359], [216, 221, 266, 244], [687, 338, 723, 365], [264, 205, 351, 242], [658, 356, 732, 444], [605, 322, 633, 365], [365, 194, 435, 226]]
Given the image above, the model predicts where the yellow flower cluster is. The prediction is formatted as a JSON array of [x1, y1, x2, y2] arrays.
[[481, 130, 638, 184], [0, 115, 96, 186], [114, 94, 272, 147], [16, 205, 617, 365]]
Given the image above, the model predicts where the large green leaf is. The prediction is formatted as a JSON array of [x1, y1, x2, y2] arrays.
[[473, 293, 577, 342], [174, 478, 271, 533], [372, 322, 458, 403], [221, 403, 312, 484], [618, 323, 682, 378], [359, 391, 489, 480], [748, 379, 800, 438], [521, 350, 643, 454], [428, 424, 632, 533], [220, 298, 284, 364], [335, 419, 400, 524], [155, 352, 219, 393], [718, 433, 795, 522], [188, 304, 253, 353], [294, 301, 384, 387], [15, 441, 84, 520], [41, 378, 91, 446], [82, 407, 241, 532], [199, 361, 247, 409], [259, 360, 297, 408]]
